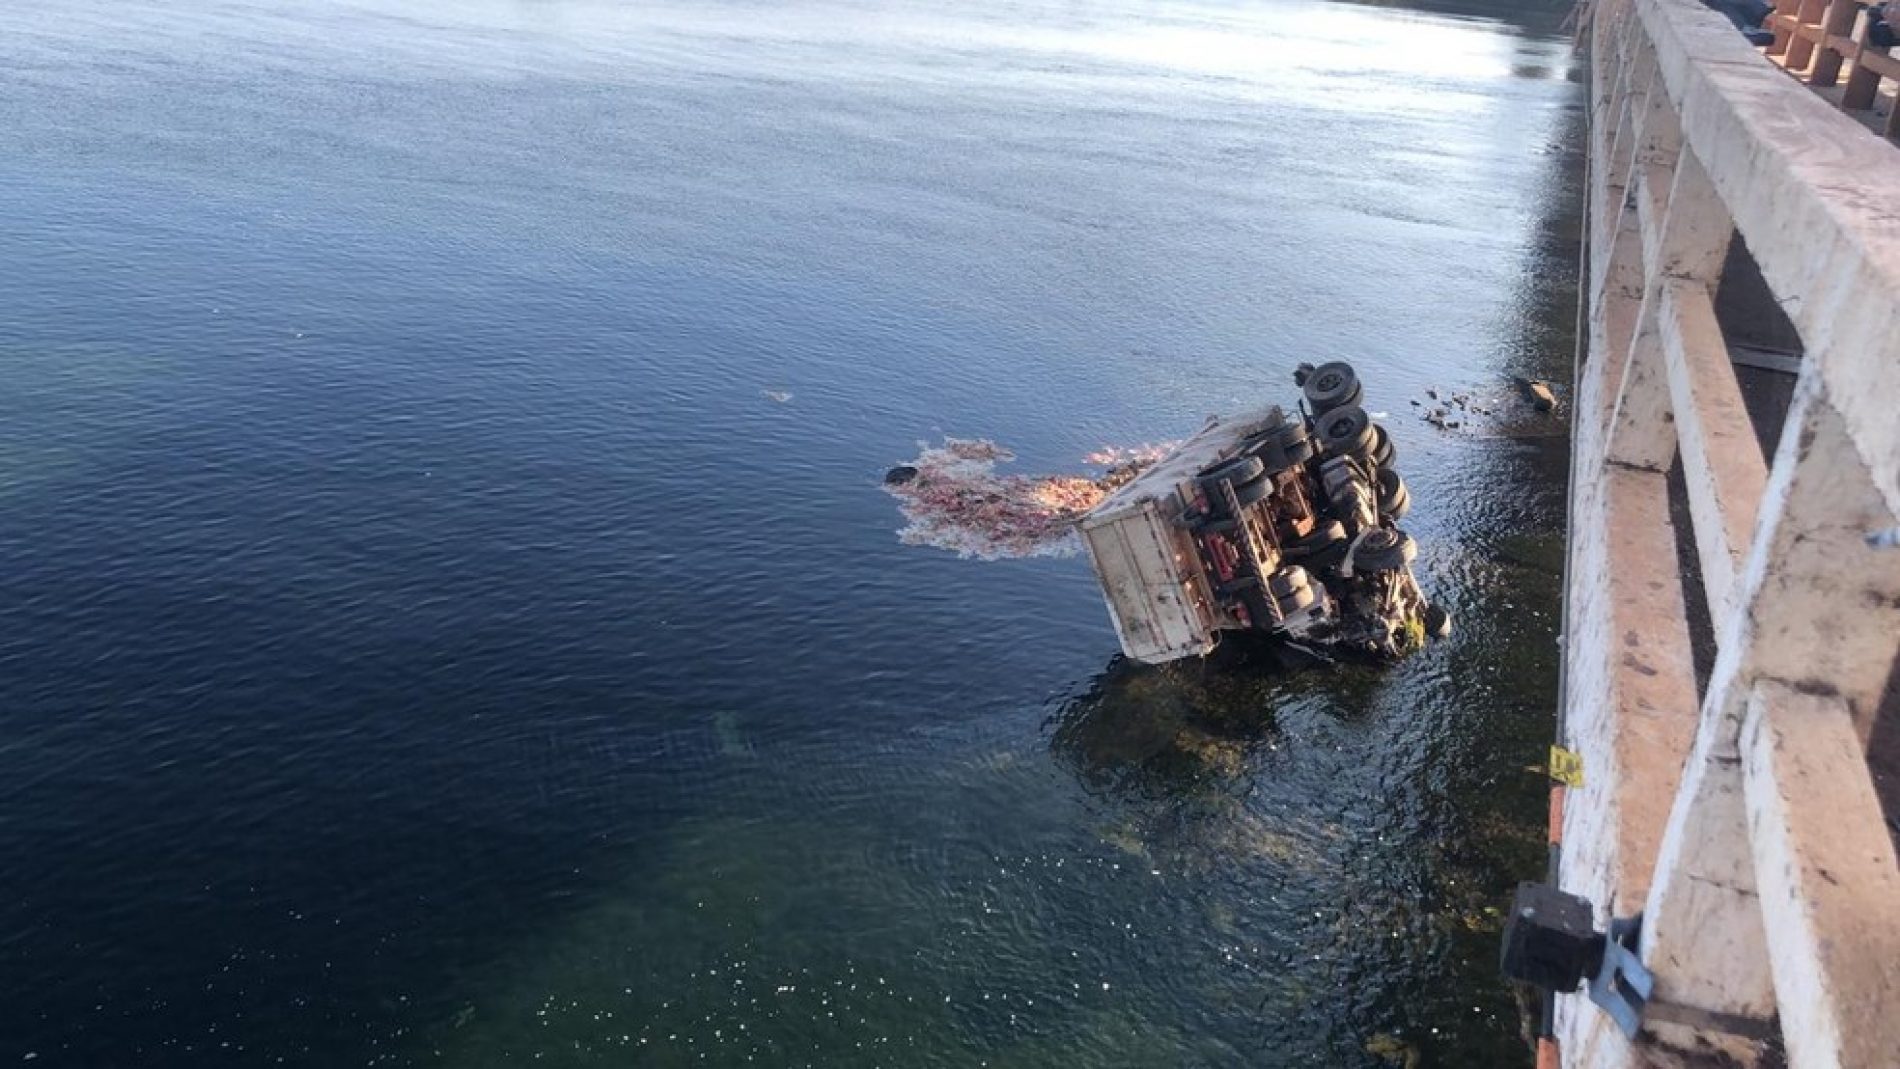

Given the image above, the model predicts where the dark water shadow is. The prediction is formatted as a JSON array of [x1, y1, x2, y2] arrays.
[[1046, 643, 1333, 798]]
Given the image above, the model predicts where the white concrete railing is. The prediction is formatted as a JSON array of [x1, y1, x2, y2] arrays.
[[1559, 0, 1900, 1066]]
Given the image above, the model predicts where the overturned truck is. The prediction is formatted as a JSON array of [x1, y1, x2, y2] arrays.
[[1079, 362, 1449, 665]]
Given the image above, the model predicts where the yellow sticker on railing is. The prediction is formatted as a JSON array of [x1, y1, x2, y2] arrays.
[[1549, 745, 1585, 788]]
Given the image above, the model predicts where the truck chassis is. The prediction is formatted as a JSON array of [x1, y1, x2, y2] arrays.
[[1078, 362, 1448, 665]]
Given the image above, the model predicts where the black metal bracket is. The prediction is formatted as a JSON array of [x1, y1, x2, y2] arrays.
[[1500, 883, 1653, 1038]]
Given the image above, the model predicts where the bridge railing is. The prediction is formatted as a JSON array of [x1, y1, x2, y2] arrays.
[[1764, 0, 1900, 140], [1561, 0, 1900, 1065]]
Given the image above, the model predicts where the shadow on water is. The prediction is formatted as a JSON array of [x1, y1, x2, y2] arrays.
[[1050, 646, 1370, 797]]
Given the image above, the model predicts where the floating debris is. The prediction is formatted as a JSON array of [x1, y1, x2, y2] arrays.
[[762, 389, 793, 404], [1412, 378, 1562, 436], [882, 439, 1168, 560], [1520, 377, 1559, 412]]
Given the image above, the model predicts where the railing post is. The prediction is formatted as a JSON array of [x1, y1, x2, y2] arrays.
[[1767, 0, 1796, 54], [1807, 0, 1860, 85], [1657, 277, 1766, 622], [1840, 12, 1882, 111], [1742, 680, 1900, 1069], [1640, 372, 1900, 1044], [1605, 142, 1733, 473], [1784, 0, 1830, 71]]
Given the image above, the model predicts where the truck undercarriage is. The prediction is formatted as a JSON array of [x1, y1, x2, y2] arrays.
[[1078, 362, 1449, 665]]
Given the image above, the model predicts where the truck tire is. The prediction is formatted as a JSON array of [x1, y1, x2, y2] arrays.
[[1251, 420, 1314, 470], [1198, 455, 1265, 491], [1331, 380, 1365, 414], [1268, 566, 1309, 597], [1376, 468, 1410, 519], [1231, 475, 1274, 508], [1248, 438, 1294, 476], [1303, 362, 1362, 415], [1272, 416, 1311, 449], [1370, 425, 1395, 468], [1294, 519, 1347, 550], [1276, 584, 1317, 613], [1354, 528, 1417, 572], [1287, 520, 1349, 569], [1278, 432, 1317, 468], [1319, 405, 1374, 458], [1384, 482, 1411, 521]]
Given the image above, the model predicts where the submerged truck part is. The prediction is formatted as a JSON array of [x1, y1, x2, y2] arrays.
[[1078, 363, 1443, 665]]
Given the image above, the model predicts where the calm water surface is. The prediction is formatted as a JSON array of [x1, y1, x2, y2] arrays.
[[0, 1, 1578, 1064]]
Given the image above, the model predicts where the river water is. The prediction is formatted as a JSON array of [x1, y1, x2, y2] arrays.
[[0, 1, 1579, 1064]]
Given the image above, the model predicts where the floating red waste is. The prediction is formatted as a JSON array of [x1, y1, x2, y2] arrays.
[[883, 438, 1173, 560]]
